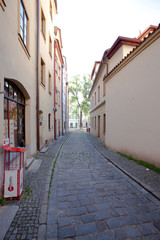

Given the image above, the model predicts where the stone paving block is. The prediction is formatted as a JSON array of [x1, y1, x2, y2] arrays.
[[125, 226, 141, 238], [75, 236, 91, 240], [95, 210, 110, 221], [87, 205, 97, 213], [154, 222, 160, 231], [46, 224, 57, 239], [39, 204, 47, 224], [92, 231, 115, 240], [76, 207, 87, 216], [76, 222, 97, 236], [37, 224, 46, 240], [95, 221, 107, 232], [114, 228, 127, 240], [58, 226, 76, 239], [58, 217, 72, 228], [106, 217, 125, 229], [66, 208, 76, 217], [137, 223, 159, 236], [81, 213, 96, 223]]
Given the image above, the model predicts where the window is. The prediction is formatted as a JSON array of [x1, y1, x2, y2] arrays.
[[20, 1, 28, 47], [49, 35, 52, 58], [103, 81, 106, 97], [95, 92, 96, 105], [95, 116, 96, 130], [48, 73, 51, 94], [4, 80, 25, 147], [41, 58, 45, 86], [103, 114, 106, 134], [48, 113, 51, 130], [0, 0, 6, 11], [98, 86, 100, 102], [50, 0, 53, 19], [41, 9, 46, 40]]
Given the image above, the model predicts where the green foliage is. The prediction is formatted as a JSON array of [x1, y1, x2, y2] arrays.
[[69, 74, 92, 123], [117, 152, 160, 174], [0, 197, 6, 206]]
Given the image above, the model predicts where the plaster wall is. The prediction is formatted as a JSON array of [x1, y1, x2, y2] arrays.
[[105, 37, 160, 167], [0, 0, 37, 194]]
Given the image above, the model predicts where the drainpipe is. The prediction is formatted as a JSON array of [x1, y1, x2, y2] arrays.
[[36, 0, 40, 150], [54, 40, 56, 140]]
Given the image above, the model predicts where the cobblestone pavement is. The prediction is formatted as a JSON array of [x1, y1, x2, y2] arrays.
[[86, 132, 160, 198], [4, 133, 69, 240], [47, 130, 160, 239]]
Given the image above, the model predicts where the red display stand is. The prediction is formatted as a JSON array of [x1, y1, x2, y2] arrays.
[[3, 138, 26, 200]]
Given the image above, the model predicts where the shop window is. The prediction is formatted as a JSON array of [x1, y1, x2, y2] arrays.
[[20, 1, 28, 47], [4, 80, 25, 147], [41, 8, 46, 40]]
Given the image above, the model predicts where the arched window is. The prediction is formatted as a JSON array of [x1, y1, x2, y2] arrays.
[[4, 80, 25, 147]]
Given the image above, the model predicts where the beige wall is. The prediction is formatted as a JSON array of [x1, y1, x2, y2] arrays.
[[90, 63, 106, 143], [105, 36, 160, 168], [0, 0, 37, 195], [39, 0, 56, 147], [108, 45, 135, 73]]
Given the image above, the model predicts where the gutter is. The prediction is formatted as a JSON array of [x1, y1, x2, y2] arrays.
[[36, 0, 40, 150]]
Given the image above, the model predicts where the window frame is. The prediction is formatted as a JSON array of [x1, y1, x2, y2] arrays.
[[0, 0, 6, 11], [41, 58, 45, 87], [98, 85, 100, 102], [41, 8, 46, 40], [48, 113, 51, 130], [49, 35, 52, 58], [20, 0, 28, 48], [48, 73, 52, 94]]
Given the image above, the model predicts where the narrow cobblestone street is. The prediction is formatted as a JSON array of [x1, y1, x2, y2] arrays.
[[47, 131, 160, 239], [2, 130, 160, 240]]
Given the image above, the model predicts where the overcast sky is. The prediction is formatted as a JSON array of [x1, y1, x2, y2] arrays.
[[55, 0, 160, 80]]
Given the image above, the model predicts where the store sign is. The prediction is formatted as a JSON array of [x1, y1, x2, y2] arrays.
[[3, 138, 9, 147]]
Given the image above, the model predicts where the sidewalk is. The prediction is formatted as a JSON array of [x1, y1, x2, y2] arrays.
[[0, 132, 70, 240], [86, 132, 160, 200]]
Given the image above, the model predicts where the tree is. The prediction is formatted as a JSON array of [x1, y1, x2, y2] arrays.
[[69, 74, 92, 128]]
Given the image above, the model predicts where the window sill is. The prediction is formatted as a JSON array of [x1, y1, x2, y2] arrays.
[[0, 0, 6, 11], [40, 82, 45, 89], [41, 32, 46, 43], [18, 33, 30, 59]]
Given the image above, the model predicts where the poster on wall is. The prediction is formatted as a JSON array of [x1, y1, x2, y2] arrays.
[[4, 170, 18, 198]]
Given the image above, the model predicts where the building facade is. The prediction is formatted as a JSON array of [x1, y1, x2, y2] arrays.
[[90, 24, 160, 168], [0, 0, 68, 197], [54, 26, 64, 139]]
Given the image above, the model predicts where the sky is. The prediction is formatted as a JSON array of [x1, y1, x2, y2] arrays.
[[55, 0, 160, 80]]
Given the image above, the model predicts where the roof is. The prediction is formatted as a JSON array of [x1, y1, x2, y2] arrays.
[[91, 61, 101, 80], [103, 23, 160, 82], [137, 25, 157, 40], [104, 37, 140, 59]]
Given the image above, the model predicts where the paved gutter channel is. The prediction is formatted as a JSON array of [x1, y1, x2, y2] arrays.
[[85, 132, 160, 201]]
